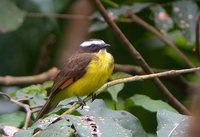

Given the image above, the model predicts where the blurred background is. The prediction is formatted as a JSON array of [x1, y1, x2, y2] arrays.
[[0, 0, 200, 135]]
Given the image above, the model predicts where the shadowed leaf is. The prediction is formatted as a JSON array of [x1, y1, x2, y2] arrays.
[[157, 110, 191, 137], [172, 1, 198, 45], [129, 94, 178, 113]]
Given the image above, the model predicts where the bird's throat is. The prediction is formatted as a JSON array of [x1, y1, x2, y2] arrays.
[[99, 49, 107, 53]]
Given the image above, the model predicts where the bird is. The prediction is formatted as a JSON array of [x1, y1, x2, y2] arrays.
[[35, 39, 114, 120]]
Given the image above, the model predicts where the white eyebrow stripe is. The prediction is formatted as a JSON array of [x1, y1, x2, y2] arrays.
[[80, 40, 105, 47]]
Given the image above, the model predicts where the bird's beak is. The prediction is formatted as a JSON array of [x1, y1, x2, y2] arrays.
[[101, 43, 110, 48]]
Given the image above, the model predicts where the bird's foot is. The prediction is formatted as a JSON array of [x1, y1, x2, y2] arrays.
[[87, 93, 97, 102], [77, 97, 86, 109], [68, 97, 86, 109], [91, 93, 96, 102]]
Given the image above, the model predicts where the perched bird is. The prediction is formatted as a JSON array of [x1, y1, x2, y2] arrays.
[[36, 39, 114, 120]]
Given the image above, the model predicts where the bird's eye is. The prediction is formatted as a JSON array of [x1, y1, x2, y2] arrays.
[[91, 44, 96, 47]]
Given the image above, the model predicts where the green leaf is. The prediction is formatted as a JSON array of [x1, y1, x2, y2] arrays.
[[151, 5, 173, 34], [157, 110, 191, 137], [14, 129, 34, 137], [14, 81, 53, 100], [129, 94, 178, 113], [31, 114, 59, 130], [0, 0, 25, 33], [0, 126, 19, 137], [16, 115, 73, 137], [91, 3, 152, 32], [35, 120, 74, 137], [107, 72, 129, 102], [29, 95, 46, 107], [41, 81, 53, 90], [172, 1, 198, 45], [147, 133, 157, 137], [111, 72, 132, 79], [109, 3, 152, 17], [66, 115, 132, 137], [31, 0, 70, 13], [107, 83, 124, 102], [78, 99, 147, 137], [89, 21, 108, 32], [0, 112, 25, 127]]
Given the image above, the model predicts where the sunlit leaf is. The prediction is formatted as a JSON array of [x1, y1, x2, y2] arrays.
[[14, 81, 53, 100]]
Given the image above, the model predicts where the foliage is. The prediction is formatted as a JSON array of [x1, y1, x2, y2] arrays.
[[0, 0, 199, 136], [157, 110, 191, 137]]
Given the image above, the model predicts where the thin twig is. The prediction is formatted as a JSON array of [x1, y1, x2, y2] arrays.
[[61, 67, 200, 116], [115, 64, 197, 95], [31, 105, 43, 113], [130, 13, 195, 68], [114, 64, 161, 75], [32, 108, 42, 113], [30, 105, 43, 110], [16, 96, 33, 102], [93, 0, 190, 114], [0, 67, 59, 86], [26, 12, 93, 20], [0, 92, 31, 129]]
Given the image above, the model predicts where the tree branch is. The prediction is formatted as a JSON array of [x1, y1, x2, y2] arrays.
[[26, 12, 92, 20], [0, 67, 59, 86], [114, 64, 193, 94], [130, 13, 195, 68], [0, 92, 31, 129], [61, 67, 200, 116], [114, 64, 162, 75], [93, 0, 190, 115]]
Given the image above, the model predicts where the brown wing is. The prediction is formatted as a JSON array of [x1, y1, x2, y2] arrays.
[[49, 53, 94, 98]]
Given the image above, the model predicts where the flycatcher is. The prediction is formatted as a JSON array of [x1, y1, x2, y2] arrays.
[[36, 39, 114, 120]]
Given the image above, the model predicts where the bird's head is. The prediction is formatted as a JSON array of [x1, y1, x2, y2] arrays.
[[79, 39, 110, 53]]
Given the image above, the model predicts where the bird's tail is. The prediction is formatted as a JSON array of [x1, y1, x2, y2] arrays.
[[35, 97, 58, 121]]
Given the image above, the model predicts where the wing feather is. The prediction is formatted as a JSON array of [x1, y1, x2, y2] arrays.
[[49, 53, 94, 98]]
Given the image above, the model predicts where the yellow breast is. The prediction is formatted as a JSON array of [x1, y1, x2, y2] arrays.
[[58, 52, 114, 99]]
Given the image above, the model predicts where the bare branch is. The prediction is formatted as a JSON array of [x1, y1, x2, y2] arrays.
[[26, 12, 93, 20], [130, 13, 195, 68], [0, 92, 31, 129], [93, 0, 190, 115], [0, 67, 59, 86], [61, 67, 200, 116]]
